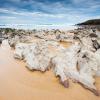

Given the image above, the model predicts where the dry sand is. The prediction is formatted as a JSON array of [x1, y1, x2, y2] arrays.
[[0, 40, 100, 100]]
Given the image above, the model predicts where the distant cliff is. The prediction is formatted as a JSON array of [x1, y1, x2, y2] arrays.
[[77, 19, 100, 25]]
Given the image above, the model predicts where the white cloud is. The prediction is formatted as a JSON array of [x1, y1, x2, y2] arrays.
[[0, 16, 16, 19], [0, 0, 100, 25], [0, 9, 97, 25], [0, 8, 21, 15], [0, 8, 66, 18]]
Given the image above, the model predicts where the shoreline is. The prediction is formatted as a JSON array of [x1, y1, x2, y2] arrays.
[[0, 25, 77, 30]]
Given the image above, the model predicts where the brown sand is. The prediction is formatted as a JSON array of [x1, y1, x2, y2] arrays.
[[58, 41, 72, 48], [0, 40, 100, 100]]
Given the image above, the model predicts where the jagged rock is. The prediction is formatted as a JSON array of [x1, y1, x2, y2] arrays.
[[8, 35, 20, 48], [8, 34, 33, 48], [52, 42, 80, 82], [80, 37, 96, 52], [89, 33, 98, 38], [25, 42, 53, 71], [14, 43, 29, 60], [34, 31, 45, 39], [77, 50, 98, 89], [94, 49, 100, 76], [60, 79, 69, 88], [52, 42, 100, 94], [92, 39, 100, 50], [10, 27, 100, 96], [14, 40, 57, 71], [56, 32, 74, 42]]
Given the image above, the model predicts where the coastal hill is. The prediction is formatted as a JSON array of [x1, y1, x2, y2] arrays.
[[77, 19, 100, 25]]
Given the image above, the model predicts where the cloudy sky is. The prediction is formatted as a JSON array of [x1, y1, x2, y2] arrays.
[[0, 0, 100, 25]]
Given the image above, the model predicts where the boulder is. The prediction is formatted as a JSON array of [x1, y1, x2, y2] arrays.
[[52, 42, 80, 83], [77, 50, 98, 90], [14, 40, 55, 71]]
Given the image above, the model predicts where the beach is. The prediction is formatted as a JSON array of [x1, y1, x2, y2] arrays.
[[0, 0, 100, 99], [0, 40, 100, 100]]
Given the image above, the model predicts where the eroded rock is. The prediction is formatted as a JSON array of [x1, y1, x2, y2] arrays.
[[12, 27, 100, 96]]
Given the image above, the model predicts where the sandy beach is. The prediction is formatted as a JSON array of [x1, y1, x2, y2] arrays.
[[0, 0, 100, 99], [0, 40, 100, 100]]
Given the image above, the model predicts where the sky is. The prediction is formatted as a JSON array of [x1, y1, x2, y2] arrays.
[[0, 0, 100, 25]]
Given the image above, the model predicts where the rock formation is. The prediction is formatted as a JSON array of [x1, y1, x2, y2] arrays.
[[1, 27, 100, 96]]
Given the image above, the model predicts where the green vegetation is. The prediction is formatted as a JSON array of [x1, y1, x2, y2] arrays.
[[77, 19, 100, 25]]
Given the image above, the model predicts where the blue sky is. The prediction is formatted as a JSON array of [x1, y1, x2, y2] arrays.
[[0, 0, 100, 25]]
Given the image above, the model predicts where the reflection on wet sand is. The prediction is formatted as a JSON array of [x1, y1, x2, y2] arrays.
[[0, 40, 100, 100]]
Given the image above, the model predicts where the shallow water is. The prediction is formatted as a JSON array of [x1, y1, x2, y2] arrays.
[[0, 40, 100, 100]]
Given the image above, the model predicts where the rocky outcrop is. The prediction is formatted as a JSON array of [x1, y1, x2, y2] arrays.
[[52, 42, 80, 82], [24, 41, 53, 71], [77, 19, 100, 25], [14, 40, 62, 71], [5, 27, 100, 96]]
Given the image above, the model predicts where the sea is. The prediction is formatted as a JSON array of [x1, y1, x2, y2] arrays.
[[0, 24, 77, 30]]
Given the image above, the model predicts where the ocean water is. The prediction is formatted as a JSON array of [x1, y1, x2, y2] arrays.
[[0, 24, 77, 30]]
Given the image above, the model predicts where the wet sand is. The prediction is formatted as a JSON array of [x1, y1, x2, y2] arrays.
[[0, 40, 100, 100]]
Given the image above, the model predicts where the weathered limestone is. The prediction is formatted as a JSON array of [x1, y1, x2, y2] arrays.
[[80, 37, 96, 52], [25, 41, 53, 71], [14, 43, 29, 60], [94, 49, 100, 76], [14, 40, 56, 71], [55, 32, 74, 42], [77, 50, 97, 89], [8, 35, 20, 48], [6, 27, 100, 96], [52, 42, 80, 84]]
